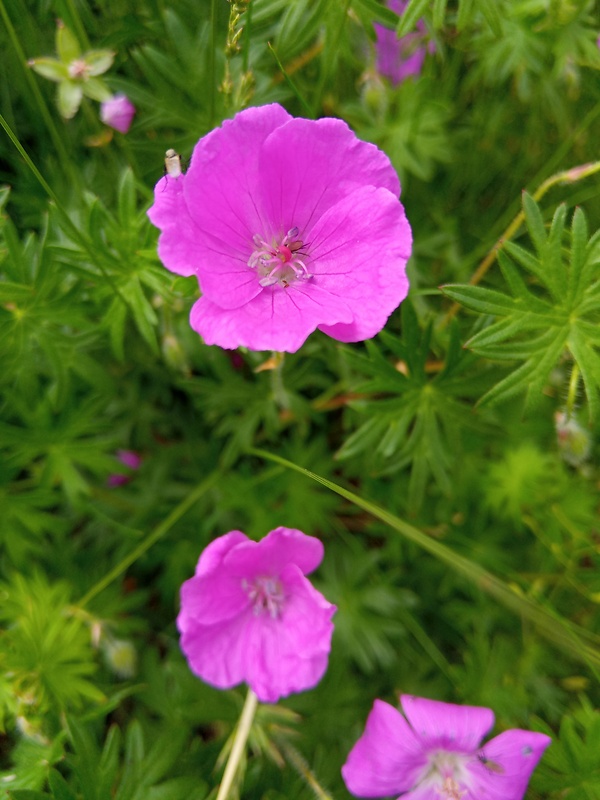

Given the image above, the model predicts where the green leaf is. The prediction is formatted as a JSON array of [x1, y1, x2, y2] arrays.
[[432, 0, 447, 29], [456, 0, 475, 30], [28, 58, 68, 83], [442, 284, 518, 315], [81, 77, 112, 102], [352, 0, 399, 27], [48, 769, 77, 800], [57, 81, 83, 119], [522, 191, 548, 256], [56, 23, 81, 64], [396, 0, 429, 36], [85, 49, 115, 76], [478, 0, 503, 36]]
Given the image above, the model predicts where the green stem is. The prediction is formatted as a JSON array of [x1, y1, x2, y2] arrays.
[[565, 363, 581, 418], [78, 470, 221, 607], [267, 43, 313, 118], [215, 689, 259, 800], [209, 0, 218, 126], [242, 0, 252, 74], [0, 0, 76, 178]]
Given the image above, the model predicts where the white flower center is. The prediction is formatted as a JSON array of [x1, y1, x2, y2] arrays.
[[248, 227, 312, 289], [415, 751, 471, 799], [243, 576, 285, 618], [68, 59, 90, 80]]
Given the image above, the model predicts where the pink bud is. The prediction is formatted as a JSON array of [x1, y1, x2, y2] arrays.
[[100, 93, 135, 134]]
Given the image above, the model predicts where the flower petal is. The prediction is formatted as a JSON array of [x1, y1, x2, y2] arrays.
[[189, 280, 354, 353], [179, 610, 255, 691], [400, 695, 495, 752], [257, 116, 401, 239], [342, 700, 427, 798], [147, 174, 198, 277], [224, 527, 325, 577], [465, 729, 551, 800], [308, 185, 411, 342], [195, 531, 249, 577], [244, 565, 335, 702], [183, 104, 292, 263]]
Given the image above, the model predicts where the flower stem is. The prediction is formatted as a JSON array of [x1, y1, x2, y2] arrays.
[[565, 363, 580, 418], [216, 689, 259, 800], [78, 469, 222, 607]]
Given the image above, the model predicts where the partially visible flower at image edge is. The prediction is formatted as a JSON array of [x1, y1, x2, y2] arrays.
[[177, 527, 336, 703], [375, 0, 435, 85], [100, 93, 136, 133], [148, 103, 411, 353], [342, 695, 551, 799]]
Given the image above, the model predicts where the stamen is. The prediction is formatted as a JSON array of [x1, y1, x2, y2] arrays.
[[243, 576, 285, 619], [248, 228, 312, 289]]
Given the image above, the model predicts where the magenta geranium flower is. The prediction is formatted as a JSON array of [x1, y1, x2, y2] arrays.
[[375, 0, 435, 85], [177, 527, 336, 703], [342, 695, 551, 799], [100, 93, 135, 133], [148, 104, 411, 353]]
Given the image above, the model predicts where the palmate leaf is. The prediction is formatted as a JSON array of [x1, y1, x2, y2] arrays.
[[443, 196, 600, 418]]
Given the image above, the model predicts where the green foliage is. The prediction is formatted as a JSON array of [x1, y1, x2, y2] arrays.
[[443, 195, 600, 417], [1, 0, 600, 798]]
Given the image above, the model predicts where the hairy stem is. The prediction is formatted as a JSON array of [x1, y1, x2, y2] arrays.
[[216, 689, 259, 800]]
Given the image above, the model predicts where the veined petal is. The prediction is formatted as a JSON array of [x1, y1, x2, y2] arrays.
[[195, 530, 249, 577], [244, 567, 335, 702], [342, 700, 427, 798], [307, 185, 411, 342], [465, 729, 551, 800], [400, 695, 495, 752], [183, 104, 292, 264], [224, 527, 324, 578], [178, 569, 248, 628], [179, 611, 254, 691], [257, 116, 401, 238], [189, 280, 353, 353]]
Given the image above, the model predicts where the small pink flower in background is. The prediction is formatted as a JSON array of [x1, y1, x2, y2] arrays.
[[100, 93, 135, 133], [148, 103, 411, 353], [342, 695, 551, 799], [375, 0, 435, 85], [107, 449, 142, 487], [177, 527, 336, 703]]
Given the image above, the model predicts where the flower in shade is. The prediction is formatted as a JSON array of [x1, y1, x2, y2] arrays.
[[107, 449, 142, 487], [148, 103, 411, 353], [342, 695, 551, 800], [100, 93, 136, 133], [375, 0, 435, 85], [177, 527, 336, 703]]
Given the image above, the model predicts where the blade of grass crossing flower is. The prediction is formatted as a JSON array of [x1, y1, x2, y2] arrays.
[[249, 448, 600, 672], [267, 43, 312, 118]]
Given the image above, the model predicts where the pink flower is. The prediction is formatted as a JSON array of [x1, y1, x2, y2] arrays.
[[177, 527, 336, 703], [375, 0, 435, 85], [342, 695, 551, 799], [100, 93, 135, 133], [148, 104, 411, 353], [107, 449, 142, 487]]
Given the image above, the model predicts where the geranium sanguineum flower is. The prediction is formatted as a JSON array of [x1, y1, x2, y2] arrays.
[[100, 93, 136, 133], [148, 103, 411, 353], [375, 0, 435, 85], [342, 695, 551, 799], [177, 527, 336, 703]]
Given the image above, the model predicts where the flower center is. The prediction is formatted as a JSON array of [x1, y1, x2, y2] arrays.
[[243, 576, 285, 618], [68, 59, 90, 80], [416, 751, 470, 799], [248, 227, 312, 289]]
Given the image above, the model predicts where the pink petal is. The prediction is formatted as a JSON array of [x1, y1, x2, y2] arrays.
[[189, 280, 354, 353], [257, 116, 400, 239], [342, 700, 427, 798], [147, 174, 198, 277], [183, 104, 292, 271], [400, 695, 495, 752], [308, 185, 411, 342], [195, 531, 249, 577], [465, 729, 551, 800], [244, 566, 335, 702], [179, 610, 255, 691], [178, 569, 248, 628], [224, 527, 325, 578]]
